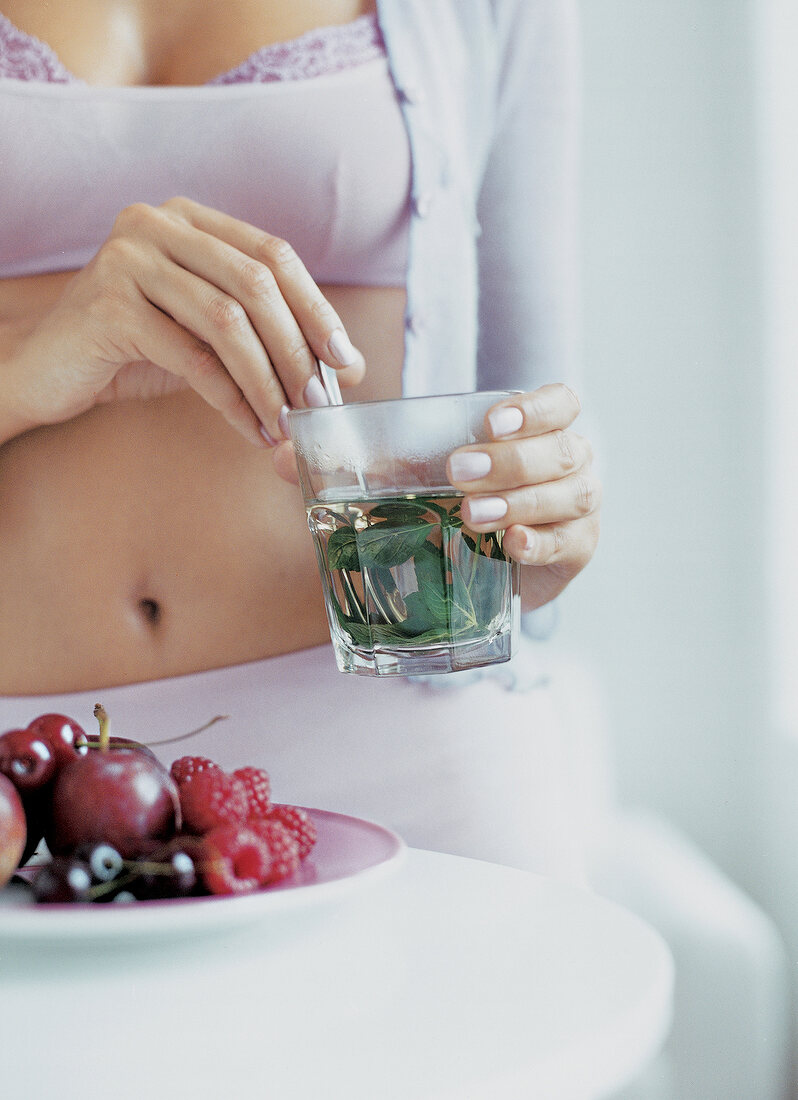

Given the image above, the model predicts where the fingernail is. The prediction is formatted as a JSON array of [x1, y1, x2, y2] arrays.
[[468, 496, 508, 524], [259, 424, 277, 446], [328, 328, 359, 367], [449, 451, 492, 482], [304, 375, 330, 408], [489, 406, 524, 438], [278, 405, 291, 438]]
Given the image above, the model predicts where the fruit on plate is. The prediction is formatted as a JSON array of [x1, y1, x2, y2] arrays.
[[16, 789, 48, 868], [78, 733, 158, 760], [199, 824, 274, 896], [46, 706, 181, 859], [0, 716, 88, 865], [25, 713, 88, 767], [0, 706, 317, 904], [0, 727, 57, 792], [0, 773, 26, 888]]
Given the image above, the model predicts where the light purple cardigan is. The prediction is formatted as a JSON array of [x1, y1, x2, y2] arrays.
[[375, 0, 581, 400]]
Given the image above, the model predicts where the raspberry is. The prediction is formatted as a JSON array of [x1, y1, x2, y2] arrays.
[[199, 825, 272, 896], [233, 765, 272, 818], [267, 804, 317, 860], [247, 818, 300, 883], [170, 755, 220, 786], [175, 767, 248, 835]]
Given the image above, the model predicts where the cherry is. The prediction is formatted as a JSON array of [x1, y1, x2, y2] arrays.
[[32, 858, 92, 904], [130, 837, 202, 899], [0, 728, 56, 791], [110, 890, 137, 904], [0, 773, 26, 888], [165, 849, 198, 896], [25, 713, 87, 767], [80, 842, 125, 883]]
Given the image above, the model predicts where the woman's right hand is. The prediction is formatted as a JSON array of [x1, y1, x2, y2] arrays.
[[2, 197, 365, 447]]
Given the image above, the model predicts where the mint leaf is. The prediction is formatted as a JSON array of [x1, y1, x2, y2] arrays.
[[414, 543, 447, 588], [327, 527, 360, 571], [369, 501, 430, 524], [356, 522, 432, 568]]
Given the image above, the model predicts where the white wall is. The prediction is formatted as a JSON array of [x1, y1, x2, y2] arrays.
[[555, 0, 767, 884], [759, 0, 798, 741], [752, 0, 798, 1047]]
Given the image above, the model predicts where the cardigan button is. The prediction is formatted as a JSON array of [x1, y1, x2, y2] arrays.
[[405, 312, 426, 336], [400, 83, 425, 105], [413, 192, 434, 218]]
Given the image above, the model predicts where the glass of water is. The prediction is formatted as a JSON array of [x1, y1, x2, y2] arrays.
[[289, 392, 521, 677]]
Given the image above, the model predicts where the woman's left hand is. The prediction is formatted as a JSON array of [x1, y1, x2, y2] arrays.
[[446, 384, 601, 611]]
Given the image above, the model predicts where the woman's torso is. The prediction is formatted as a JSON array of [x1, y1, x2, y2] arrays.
[[0, 0, 411, 693]]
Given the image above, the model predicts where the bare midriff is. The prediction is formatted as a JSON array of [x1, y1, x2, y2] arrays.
[[0, 279, 406, 694], [0, 0, 409, 694]]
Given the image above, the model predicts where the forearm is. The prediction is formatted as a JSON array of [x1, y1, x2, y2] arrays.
[[0, 321, 40, 446], [0, 271, 79, 445], [0, 270, 76, 327]]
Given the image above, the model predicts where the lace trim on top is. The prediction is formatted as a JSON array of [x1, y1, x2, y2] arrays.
[[209, 14, 384, 85], [0, 13, 75, 83], [0, 12, 384, 86]]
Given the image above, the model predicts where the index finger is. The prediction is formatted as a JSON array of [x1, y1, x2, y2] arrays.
[[163, 198, 364, 375], [487, 383, 581, 440]]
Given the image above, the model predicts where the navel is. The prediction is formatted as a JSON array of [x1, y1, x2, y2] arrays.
[[137, 596, 162, 629]]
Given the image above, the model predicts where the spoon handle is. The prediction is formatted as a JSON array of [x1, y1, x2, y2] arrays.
[[318, 360, 343, 406]]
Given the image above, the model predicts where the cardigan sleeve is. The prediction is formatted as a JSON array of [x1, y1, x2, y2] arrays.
[[476, 0, 581, 394]]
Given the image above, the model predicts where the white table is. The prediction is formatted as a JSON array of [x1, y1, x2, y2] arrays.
[[0, 849, 672, 1100]]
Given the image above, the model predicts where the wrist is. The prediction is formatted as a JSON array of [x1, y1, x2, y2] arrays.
[[0, 326, 43, 445]]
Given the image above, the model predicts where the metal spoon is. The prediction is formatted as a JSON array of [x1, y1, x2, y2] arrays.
[[318, 359, 343, 406]]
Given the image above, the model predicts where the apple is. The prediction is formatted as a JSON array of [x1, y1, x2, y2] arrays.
[[45, 706, 180, 859], [0, 773, 26, 888], [47, 750, 181, 858], [79, 735, 157, 760]]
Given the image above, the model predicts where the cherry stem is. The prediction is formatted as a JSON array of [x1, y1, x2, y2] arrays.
[[87, 858, 205, 901], [145, 714, 229, 747], [81, 706, 228, 750], [93, 703, 110, 751]]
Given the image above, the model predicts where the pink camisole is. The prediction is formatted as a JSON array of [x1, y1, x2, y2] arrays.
[[0, 13, 411, 286]]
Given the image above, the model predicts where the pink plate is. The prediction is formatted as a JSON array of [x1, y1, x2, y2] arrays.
[[0, 809, 406, 942]]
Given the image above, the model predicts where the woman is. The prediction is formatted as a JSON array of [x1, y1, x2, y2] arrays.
[[0, 0, 600, 880]]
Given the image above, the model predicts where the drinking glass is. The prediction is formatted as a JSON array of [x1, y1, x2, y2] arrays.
[[289, 392, 521, 677]]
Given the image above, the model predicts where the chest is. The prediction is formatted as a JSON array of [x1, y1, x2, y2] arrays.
[[0, 0, 373, 85]]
